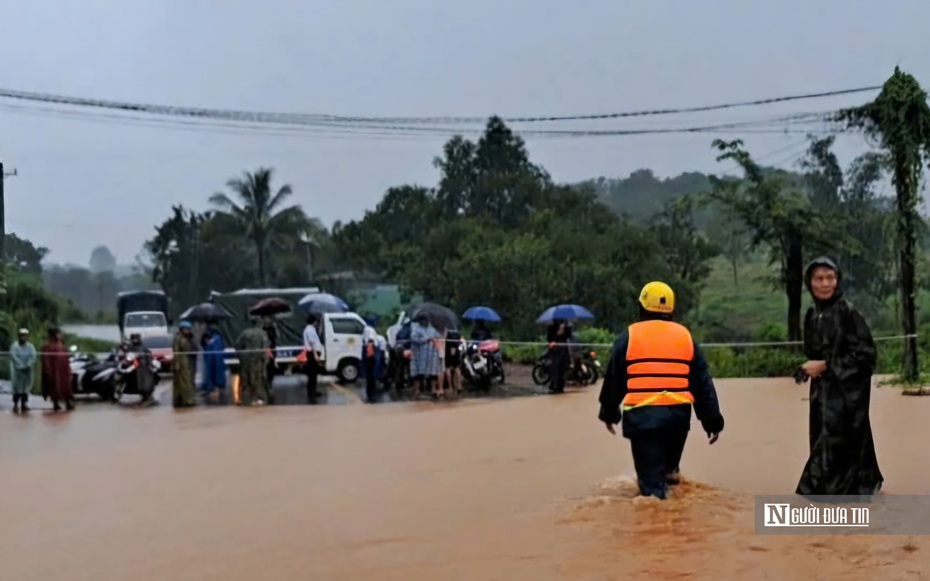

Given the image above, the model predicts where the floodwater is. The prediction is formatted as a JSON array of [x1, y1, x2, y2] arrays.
[[2, 377, 929, 580], [63, 324, 124, 344]]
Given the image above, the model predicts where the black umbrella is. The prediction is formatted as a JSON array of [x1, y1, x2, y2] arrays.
[[180, 302, 231, 323], [406, 302, 459, 332], [249, 297, 292, 317]]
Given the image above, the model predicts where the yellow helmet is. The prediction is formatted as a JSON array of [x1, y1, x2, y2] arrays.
[[638, 281, 675, 314]]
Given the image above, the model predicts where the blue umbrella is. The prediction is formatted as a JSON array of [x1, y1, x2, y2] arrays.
[[535, 304, 594, 324], [298, 292, 350, 314], [462, 306, 502, 322]]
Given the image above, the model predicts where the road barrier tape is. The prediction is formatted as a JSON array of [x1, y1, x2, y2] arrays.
[[0, 334, 919, 357]]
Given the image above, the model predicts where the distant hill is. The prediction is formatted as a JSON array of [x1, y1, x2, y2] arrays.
[[577, 169, 712, 222]]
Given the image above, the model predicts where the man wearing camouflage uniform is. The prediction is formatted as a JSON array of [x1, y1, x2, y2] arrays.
[[236, 319, 270, 406], [172, 321, 198, 408]]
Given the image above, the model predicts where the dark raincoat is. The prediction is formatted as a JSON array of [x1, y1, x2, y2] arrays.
[[361, 341, 386, 382], [796, 256, 883, 496], [129, 342, 157, 401], [361, 339, 386, 404]]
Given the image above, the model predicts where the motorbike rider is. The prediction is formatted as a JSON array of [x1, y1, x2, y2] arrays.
[[470, 321, 492, 342], [128, 333, 157, 405]]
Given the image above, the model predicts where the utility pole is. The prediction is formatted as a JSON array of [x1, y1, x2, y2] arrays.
[[0, 161, 18, 262]]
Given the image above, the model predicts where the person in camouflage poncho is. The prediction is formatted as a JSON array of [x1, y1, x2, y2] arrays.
[[172, 322, 198, 408], [237, 320, 270, 406]]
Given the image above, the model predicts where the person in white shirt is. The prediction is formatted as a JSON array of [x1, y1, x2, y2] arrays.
[[303, 313, 324, 403]]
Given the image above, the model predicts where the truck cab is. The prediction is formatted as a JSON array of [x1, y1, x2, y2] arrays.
[[122, 311, 169, 340], [117, 290, 170, 342]]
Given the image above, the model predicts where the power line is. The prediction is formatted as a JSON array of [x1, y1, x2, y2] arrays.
[[0, 100, 836, 140], [0, 84, 882, 127]]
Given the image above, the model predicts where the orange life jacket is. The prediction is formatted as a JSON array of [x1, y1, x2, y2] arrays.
[[623, 319, 696, 410]]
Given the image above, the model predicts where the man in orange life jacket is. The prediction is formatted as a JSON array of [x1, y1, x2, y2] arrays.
[[598, 281, 725, 499]]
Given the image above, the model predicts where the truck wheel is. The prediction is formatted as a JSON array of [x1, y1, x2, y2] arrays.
[[337, 359, 361, 384]]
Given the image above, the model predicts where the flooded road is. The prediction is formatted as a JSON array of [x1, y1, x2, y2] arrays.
[[2, 377, 929, 580]]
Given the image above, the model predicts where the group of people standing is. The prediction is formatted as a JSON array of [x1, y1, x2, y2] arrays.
[[9, 327, 75, 413], [169, 313, 327, 408], [390, 314, 470, 401]]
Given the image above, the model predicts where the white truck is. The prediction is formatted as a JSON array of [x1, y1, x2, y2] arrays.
[[117, 290, 170, 342], [210, 288, 387, 384]]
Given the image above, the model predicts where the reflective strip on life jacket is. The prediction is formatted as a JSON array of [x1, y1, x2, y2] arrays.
[[623, 320, 695, 409]]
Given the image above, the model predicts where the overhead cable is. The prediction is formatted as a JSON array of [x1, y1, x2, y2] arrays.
[[0, 101, 836, 140], [0, 84, 882, 127]]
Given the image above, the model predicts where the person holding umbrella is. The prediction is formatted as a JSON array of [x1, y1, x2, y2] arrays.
[[249, 298, 292, 405], [546, 320, 571, 394], [200, 324, 227, 404], [409, 313, 442, 399]]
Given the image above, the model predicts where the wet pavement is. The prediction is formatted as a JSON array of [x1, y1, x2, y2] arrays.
[[2, 376, 929, 580]]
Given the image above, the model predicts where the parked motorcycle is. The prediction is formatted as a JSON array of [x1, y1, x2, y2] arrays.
[[461, 339, 505, 391], [80, 349, 161, 402], [531, 348, 600, 387], [69, 346, 102, 397]]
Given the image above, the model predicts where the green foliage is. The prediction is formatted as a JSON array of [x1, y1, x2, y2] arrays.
[[209, 167, 317, 286], [333, 117, 720, 339], [838, 66, 930, 381], [0, 263, 119, 381]]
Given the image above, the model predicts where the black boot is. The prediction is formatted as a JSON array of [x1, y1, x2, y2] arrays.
[[20, 394, 30, 413], [12, 394, 20, 413]]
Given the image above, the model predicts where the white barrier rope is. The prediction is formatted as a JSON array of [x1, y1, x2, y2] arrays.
[[0, 334, 918, 357]]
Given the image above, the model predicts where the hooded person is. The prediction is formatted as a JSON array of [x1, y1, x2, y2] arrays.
[[40, 327, 74, 412], [10, 328, 37, 413], [172, 321, 198, 408], [795, 256, 883, 496], [598, 281, 724, 500], [200, 325, 228, 403]]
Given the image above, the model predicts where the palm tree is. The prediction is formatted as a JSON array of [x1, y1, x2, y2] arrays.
[[209, 167, 309, 286]]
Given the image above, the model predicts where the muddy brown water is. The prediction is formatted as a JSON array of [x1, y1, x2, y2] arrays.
[[2, 377, 929, 580]]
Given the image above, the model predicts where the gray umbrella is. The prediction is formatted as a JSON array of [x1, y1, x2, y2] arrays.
[[180, 302, 231, 323], [406, 302, 459, 331]]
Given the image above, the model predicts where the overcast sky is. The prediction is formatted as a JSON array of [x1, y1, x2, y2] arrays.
[[1, 0, 928, 266]]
